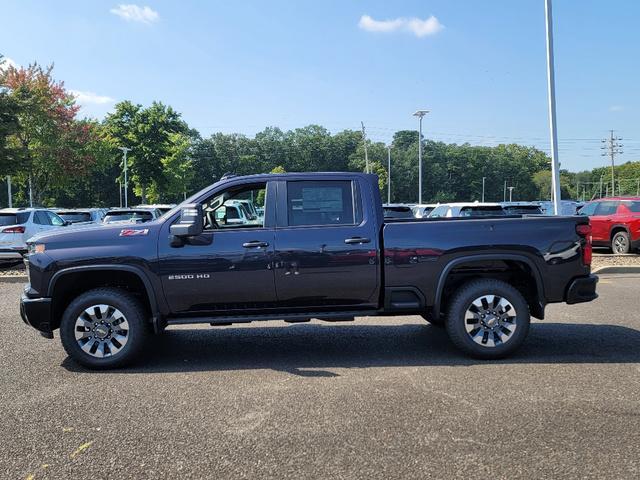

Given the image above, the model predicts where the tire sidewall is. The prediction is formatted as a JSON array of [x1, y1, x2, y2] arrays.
[[60, 289, 147, 369], [446, 280, 530, 359]]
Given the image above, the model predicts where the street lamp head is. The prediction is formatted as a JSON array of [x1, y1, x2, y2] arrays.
[[118, 146, 132, 153], [413, 110, 430, 118]]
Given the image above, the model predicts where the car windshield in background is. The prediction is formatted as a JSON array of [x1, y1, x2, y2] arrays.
[[104, 211, 153, 223], [0, 212, 30, 226], [58, 212, 92, 223], [459, 206, 506, 217], [383, 207, 414, 219], [503, 205, 543, 215]]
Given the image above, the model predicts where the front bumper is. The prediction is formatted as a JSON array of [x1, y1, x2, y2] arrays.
[[565, 274, 598, 304], [20, 292, 54, 338]]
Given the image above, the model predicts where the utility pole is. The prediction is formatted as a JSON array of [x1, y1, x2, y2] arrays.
[[6, 176, 12, 208], [28, 175, 33, 207], [503, 180, 507, 202], [413, 110, 429, 204], [360, 122, 369, 174], [599, 175, 603, 198], [118, 147, 132, 208], [482, 176, 486, 202], [387, 146, 391, 204], [508, 186, 515, 202], [601, 130, 622, 197], [544, 0, 562, 215]]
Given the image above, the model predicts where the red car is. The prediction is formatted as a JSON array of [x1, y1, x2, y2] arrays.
[[578, 197, 640, 253]]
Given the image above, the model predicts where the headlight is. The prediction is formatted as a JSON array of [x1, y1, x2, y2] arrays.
[[27, 243, 46, 255]]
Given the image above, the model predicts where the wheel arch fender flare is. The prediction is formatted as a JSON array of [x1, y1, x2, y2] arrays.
[[433, 254, 545, 318], [610, 225, 631, 239], [47, 264, 160, 317]]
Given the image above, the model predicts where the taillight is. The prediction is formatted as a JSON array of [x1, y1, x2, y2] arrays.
[[576, 223, 592, 266], [1, 226, 25, 234]]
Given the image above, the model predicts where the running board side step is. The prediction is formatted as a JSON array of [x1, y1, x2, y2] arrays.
[[166, 310, 379, 326]]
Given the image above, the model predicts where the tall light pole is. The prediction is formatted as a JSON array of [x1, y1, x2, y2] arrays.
[[503, 180, 507, 202], [413, 110, 429, 204], [545, 0, 562, 215], [508, 186, 515, 202], [482, 176, 486, 202], [118, 147, 132, 208], [6, 176, 12, 208], [387, 145, 392, 204]]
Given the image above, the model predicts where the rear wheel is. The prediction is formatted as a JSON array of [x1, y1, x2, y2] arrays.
[[445, 279, 530, 359], [611, 231, 630, 254], [60, 288, 149, 369]]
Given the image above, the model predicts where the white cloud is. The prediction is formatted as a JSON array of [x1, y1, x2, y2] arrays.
[[0, 56, 18, 71], [110, 4, 159, 24], [609, 105, 625, 112], [358, 14, 444, 38], [70, 90, 115, 105]]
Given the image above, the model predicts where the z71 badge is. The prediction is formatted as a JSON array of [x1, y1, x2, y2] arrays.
[[119, 229, 149, 237]]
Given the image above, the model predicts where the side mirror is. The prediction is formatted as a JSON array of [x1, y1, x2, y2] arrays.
[[170, 204, 204, 237]]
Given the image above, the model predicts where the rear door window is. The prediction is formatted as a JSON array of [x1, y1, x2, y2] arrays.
[[594, 201, 618, 215], [34, 211, 50, 225], [287, 180, 357, 226], [628, 202, 640, 213]]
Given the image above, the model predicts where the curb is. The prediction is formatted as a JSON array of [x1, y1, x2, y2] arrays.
[[0, 275, 27, 283], [592, 265, 640, 274]]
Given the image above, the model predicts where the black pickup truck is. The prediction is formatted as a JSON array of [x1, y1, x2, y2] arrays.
[[20, 172, 598, 368]]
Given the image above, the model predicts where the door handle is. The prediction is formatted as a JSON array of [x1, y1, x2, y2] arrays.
[[344, 237, 371, 245], [242, 241, 269, 248]]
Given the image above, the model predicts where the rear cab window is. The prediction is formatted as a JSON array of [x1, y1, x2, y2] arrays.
[[286, 180, 360, 226], [58, 211, 92, 223]]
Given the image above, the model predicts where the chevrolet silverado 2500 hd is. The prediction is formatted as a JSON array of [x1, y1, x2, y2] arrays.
[[20, 172, 598, 368]]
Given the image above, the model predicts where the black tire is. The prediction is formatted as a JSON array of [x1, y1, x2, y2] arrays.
[[611, 231, 630, 254], [60, 288, 149, 369], [445, 279, 530, 359], [421, 314, 445, 328]]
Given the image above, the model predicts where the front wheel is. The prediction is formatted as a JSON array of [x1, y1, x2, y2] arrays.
[[445, 279, 530, 359], [60, 288, 149, 369], [612, 231, 630, 254]]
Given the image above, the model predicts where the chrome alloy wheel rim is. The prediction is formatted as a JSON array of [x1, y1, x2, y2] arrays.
[[74, 304, 129, 358], [613, 235, 628, 253], [464, 295, 517, 347]]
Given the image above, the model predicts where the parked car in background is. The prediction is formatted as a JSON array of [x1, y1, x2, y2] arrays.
[[578, 197, 640, 253], [136, 204, 176, 215], [0, 208, 67, 258], [383, 204, 415, 219], [537, 200, 580, 216], [428, 202, 506, 218], [412, 203, 439, 218], [56, 208, 106, 225], [103, 208, 160, 224], [501, 202, 544, 215]]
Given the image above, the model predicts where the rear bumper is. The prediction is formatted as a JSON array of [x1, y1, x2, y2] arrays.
[[20, 292, 54, 338], [565, 274, 598, 304], [0, 248, 26, 259]]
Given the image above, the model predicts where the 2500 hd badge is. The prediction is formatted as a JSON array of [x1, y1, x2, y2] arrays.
[[167, 274, 211, 280]]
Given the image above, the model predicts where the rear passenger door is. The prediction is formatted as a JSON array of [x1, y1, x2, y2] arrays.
[[273, 179, 380, 309], [591, 201, 618, 243]]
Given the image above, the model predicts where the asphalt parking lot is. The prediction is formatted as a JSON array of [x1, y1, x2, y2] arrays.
[[1, 276, 639, 479]]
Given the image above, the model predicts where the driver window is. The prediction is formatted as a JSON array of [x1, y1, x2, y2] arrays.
[[201, 183, 266, 230]]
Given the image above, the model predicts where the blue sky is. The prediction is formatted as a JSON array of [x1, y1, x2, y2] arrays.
[[2, 0, 639, 171]]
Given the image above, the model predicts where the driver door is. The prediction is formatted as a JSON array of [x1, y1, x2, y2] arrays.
[[158, 181, 277, 315]]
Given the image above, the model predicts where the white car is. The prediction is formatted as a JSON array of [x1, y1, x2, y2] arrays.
[[428, 202, 506, 218], [412, 203, 439, 218], [56, 208, 106, 225], [0, 208, 67, 259]]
